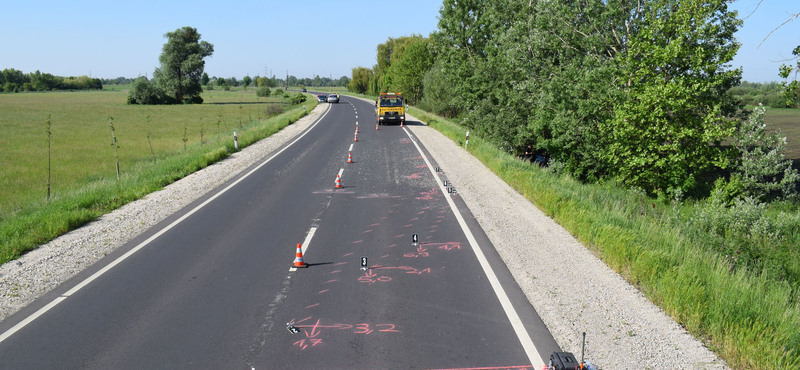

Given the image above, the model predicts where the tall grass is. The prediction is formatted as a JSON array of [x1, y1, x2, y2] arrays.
[[0, 91, 317, 264], [0, 89, 284, 213], [407, 106, 800, 370]]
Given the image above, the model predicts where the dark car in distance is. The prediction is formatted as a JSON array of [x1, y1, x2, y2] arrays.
[[317, 94, 327, 103]]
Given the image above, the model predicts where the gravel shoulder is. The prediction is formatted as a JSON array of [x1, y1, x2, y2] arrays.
[[1, 98, 727, 369], [0, 103, 329, 321]]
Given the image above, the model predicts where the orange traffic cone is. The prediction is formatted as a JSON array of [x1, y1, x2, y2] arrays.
[[400, 121, 404, 128], [292, 243, 308, 268], [335, 174, 343, 189], [356, 125, 359, 133], [376, 123, 379, 131], [347, 152, 354, 163], [354, 132, 358, 142]]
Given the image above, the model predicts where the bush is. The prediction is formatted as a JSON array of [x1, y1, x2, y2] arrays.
[[256, 85, 271, 97], [273, 88, 283, 96], [127, 77, 171, 105], [290, 92, 306, 105]]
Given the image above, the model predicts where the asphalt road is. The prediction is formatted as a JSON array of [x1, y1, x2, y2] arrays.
[[0, 94, 560, 369]]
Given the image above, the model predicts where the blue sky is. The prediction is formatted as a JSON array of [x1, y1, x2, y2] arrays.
[[1, 1, 798, 83]]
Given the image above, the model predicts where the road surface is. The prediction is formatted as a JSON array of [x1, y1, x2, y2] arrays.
[[0, 94, 560, 369]]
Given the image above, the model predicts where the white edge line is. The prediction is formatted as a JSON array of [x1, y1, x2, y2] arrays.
[[0, 297, 66, 344], [337, 168, 344, 177], [349, 144, 354, 152], [402, 126, 546, 367], [290, 227, 318, 272], [0, 104, 333, 345]]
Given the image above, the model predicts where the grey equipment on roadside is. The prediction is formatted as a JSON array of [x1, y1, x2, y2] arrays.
[[547, 332, 597, 370]]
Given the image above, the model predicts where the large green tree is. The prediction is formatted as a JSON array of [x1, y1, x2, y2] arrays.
[[348, 67, 373, 94], [383, 37, 434, 105], [153, 27, 214, 104], [605, 0, 742, 195]]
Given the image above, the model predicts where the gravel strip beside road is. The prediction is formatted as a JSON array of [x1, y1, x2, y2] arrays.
[[406, 114, 729, 369], [0, 104, 329, 321]]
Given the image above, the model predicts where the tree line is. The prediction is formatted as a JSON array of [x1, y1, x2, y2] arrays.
[[349, 0, 799, 201], [1, 68, 102, 92]]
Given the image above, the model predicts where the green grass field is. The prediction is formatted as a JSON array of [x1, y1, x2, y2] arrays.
[[0, 88, 285, 214], [765, 108, 800, 161], [0, 88, 317, 263]]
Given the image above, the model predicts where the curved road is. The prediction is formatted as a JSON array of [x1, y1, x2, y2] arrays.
[[0, 94, 559, 369]]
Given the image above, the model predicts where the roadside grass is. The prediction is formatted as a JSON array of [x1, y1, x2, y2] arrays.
[[406, 105, 800, 370], [0, 89, 317, 264]]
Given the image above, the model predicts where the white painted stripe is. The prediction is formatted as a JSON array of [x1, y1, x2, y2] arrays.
[[337, 168, 344, 177], [402, 127, 546, 367], [349, 144, 354, 152], [290, 227, 318, 272], [0, 104, 333, 345], [0, 297, 66, 344]]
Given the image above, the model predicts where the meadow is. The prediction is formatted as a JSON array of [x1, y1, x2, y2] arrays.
[[0, 87, 317, 263], [765, 108, 800, 161], [0, 88, 285, 213]]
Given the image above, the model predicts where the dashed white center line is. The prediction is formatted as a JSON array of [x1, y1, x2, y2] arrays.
[[349, 144, 354, 152]]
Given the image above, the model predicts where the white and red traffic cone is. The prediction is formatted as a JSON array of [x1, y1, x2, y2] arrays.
[[292, 243, 308, 268]]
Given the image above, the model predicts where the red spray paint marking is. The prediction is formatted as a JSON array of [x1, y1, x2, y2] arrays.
[[363, 230, 373, 233], [369, 265, 432, 275], [381, 216, 388, 220], [410, 217, 419, 221], [437, 215, 446, 219], [426, 235, 434, 239], [417, 211, 426, 215], [393, 203, 402, 206], [394, 234, 405, 238], [318, 289, 329, 294], [380, 254, 390, 258], [431, 225, 438, 228], [334, 262, 348, 266], [416, 165, 428, 168], [370, 223, 381, 226], [343, 252, 354, 257], [419, 242, 461, 247], [325, 279, 338, 283], [414, 156, 423, 159], [330, 270, 342, 274], [293, 338, 323, 350], [352, 240, 364, 244], [426, 366, 535, 370], [305, 303, 320, 309], [404, 246, 429, 258], [294, 317, 313, 324], [406, 173, 423, 179], [388, 244, 397, 248], [438, 210, 448, 213], [404, 224, 413, 228]]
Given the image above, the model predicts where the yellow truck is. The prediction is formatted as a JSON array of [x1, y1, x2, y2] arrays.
[[375, 92, 405, 125]]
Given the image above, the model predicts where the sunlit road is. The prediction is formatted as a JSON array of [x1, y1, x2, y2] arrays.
[[0, 94, 559, 369]]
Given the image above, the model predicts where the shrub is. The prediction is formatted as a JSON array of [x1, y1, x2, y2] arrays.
[[290, 92, 306, 105], [273, 88, 283, 96], [256, 85, 271, 97], [127, 77, 171, 105], [732, 106, 799, 201]]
